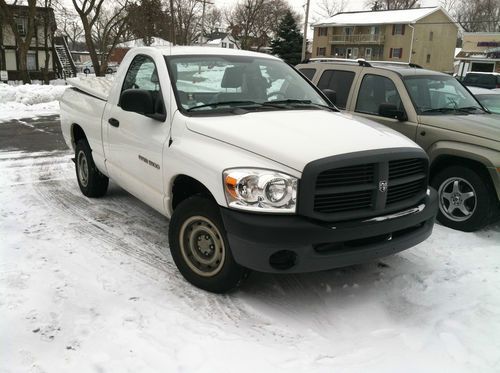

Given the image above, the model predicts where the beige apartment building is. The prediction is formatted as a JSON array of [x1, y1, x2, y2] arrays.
[[312, 7, 458, 73], [456, 32, 500, 76]]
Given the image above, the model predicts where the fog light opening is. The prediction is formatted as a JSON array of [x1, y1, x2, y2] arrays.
[[269, 250, 297, 270]]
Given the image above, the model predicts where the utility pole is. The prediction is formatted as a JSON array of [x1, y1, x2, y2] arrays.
[[301, 0, 311, 61], [196, 0, 213, 45], [169, 0, 176, 45]]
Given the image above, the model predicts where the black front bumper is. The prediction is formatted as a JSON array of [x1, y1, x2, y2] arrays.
[[220, 188, 438, 273]]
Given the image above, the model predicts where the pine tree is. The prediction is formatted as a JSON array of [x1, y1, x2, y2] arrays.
[[270, 11, 303, 65]]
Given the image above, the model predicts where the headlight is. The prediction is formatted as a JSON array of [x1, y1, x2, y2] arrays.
[[223, 168, 298, 213]]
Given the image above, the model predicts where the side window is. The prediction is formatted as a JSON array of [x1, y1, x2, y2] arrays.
[[299, 68, 316, 80], [122, 55, 160, 93], [317, 69, 355, 109], [355, 74, 403, 115]]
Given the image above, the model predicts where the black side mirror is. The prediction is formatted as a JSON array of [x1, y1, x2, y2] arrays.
[[121, 89, 154, 115], [322, 88, 337, 105], [379, 103, 406, 121]]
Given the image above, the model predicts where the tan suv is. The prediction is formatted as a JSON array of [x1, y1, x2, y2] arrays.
[[297, 59, 500, 231]]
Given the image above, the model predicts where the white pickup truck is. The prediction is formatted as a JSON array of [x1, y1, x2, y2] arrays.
[[60, 46, 438, 293]]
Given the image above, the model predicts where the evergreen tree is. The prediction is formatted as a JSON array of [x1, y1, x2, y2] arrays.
[[270, 11, 303, 65]]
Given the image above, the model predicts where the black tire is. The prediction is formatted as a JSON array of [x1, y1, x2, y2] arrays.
[[431, 165, 495, 232], [169, 196, 249, 293], [106, 68, 113, 74], [83, 68, 90, 74], [75, 139, 109, 198]]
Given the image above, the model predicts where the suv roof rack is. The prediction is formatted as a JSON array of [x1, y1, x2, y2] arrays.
[[304, 58, 422, 69], [306, 57, 372, 67]]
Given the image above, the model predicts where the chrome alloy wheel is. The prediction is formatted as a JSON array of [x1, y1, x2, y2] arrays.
[[179, 216, 225, 277], [77, 150, 89, 187], [438, 177, 476, 222]]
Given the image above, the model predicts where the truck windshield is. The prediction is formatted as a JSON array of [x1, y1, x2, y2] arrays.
[[165, 55, 332, 114], [404, 75, 484, 115]]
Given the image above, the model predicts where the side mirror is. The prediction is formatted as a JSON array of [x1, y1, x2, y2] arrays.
[[121, 89, 155, 116], [379, 103, 406, 121], [322, 88, 337, 105]]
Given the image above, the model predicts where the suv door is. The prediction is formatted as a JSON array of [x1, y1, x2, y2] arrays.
[[351, 72, 418, 140], [104, 54, 170, 212]]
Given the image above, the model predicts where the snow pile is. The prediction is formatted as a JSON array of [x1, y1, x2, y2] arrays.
[[0, 83, 68, 122], [1, 149, 500, 372]]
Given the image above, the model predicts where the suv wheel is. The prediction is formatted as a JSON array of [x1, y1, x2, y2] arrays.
[[169, 196, 249, 293], [431, 165, 495, 231]]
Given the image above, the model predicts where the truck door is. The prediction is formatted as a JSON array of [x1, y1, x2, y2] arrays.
[[350, 72, 418, 141], [104, 54, 170, 213]]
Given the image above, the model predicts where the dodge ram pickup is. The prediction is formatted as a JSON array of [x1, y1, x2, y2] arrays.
[[60, 46, 438, 293]]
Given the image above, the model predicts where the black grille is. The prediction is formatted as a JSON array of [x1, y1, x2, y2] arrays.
[[299, 150, 429, 222], [316, 164, 374, 188]]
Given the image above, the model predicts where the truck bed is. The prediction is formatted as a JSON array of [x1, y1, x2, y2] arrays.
[[66, 76, 114, 101]]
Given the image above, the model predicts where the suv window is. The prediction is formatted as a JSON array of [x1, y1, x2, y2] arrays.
[[355, 74, 402, 115], [299, 68, 316, 81], [317, 69, 355, 109], [463, 73, 499, 89]]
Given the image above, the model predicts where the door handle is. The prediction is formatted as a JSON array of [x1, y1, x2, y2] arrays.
[[420, 130, 426, 136], [108, 118, 120, 127]]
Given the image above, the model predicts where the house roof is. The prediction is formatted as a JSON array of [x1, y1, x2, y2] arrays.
[[313, 7, 455, 27]]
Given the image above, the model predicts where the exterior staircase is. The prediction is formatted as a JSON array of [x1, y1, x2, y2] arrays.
[[54, 36, 77, 79]]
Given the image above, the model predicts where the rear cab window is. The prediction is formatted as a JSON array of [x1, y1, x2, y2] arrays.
[[317, 69, 355, 109]]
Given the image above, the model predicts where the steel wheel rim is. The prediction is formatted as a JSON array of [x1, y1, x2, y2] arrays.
[[77, 150, 89, 187], [179, 216, 225, 277], [438, 177, 476, 222]]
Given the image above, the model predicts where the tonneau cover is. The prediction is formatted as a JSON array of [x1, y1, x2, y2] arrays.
[[66, 77, 114, 101]]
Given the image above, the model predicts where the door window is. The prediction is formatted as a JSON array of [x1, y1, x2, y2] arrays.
[[299, 68, 316, 80], [355, 74, 403, 115], [121, 54, 164, 115], [317, 69, 355, 109]]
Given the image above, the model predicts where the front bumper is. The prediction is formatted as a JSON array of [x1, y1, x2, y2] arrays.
[[221, 188, 438, 273]]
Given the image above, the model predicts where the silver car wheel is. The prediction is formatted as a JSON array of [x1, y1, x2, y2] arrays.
[[179, 216, 225, 277], [438, 177, 476, 222]]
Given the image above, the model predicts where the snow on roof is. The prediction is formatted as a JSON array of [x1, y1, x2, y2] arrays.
[[314, 7, 450, 27], [206, 38, 222, 45]]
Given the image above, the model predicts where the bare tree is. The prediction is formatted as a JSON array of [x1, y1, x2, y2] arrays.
[[71, 0, 129, 76], [365, 0, 420, 10], [453, 0, 499, 32], [173, 0, 201, 45], [54, 2, 84, 50], [315, 0, 345, 18], [226, 0, 295, 50], [0, 0, 37, 83]]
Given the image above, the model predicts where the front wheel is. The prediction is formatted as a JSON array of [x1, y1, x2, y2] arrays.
[[169, 196, 249, 293], [431, 165, 495, 231]]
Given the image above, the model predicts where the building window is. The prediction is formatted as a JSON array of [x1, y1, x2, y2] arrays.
[[27, 52, 37, 71], [352, 47, 359, 59], [15, 18, 27, 36], [317, 47, 326, 56], [222, 42, 227, 48], [429, 31, 434, 41], [365, 48, 372, 59], [229, 43, 234, 49], [393, 24, 405, 35], [333, 47, 346, 57], [390, 48, 403, 59], [318, 27, 328, 36], [426, 54, 431, 63], [344, 27, 354, 35]]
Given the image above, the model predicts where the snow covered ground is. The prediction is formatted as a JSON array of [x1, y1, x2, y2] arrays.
[[1, 146, 500, 372], [0, 83, 68, 123]]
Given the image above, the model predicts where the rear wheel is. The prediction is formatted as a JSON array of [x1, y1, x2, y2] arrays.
[[169, 196, 249, 293], [431, 165, 495, 231], [75, 139, 109, 197]]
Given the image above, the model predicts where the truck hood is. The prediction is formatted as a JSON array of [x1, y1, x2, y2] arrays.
[[419, 113, 500, 142], [186, 110, 419, 172]]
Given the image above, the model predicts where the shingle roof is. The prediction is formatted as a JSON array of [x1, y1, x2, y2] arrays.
[[313, 7, 453, 27]]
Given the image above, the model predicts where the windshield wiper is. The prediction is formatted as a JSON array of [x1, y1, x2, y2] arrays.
[[422, 107, 482, 114], [263, 99, 337, 111], [187, 100, 262, 111]]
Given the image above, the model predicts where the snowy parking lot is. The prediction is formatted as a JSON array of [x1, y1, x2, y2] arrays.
[[1, 114, 500, 372]]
